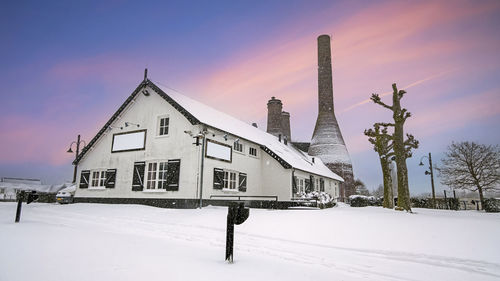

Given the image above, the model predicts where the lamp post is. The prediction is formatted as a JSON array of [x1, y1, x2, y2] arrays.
[[419, 152, 436, 209], [67, 135, 86, 183], [199, 132, 206, 209]]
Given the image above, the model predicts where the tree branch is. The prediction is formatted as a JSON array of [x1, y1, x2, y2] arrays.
[[371, 94, 393, 110]]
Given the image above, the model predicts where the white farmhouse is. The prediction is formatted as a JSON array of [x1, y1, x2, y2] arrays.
[[74, 75, 343, 208]]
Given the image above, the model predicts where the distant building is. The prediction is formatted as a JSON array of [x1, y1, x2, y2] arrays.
[[0, 177, 41, 200], [0, 177, 69, 201]]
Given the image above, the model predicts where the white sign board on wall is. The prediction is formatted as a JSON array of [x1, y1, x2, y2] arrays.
[[112, 130, 146, 152], [206, 139, 232, 162]]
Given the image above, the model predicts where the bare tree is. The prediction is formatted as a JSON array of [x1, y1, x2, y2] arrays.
[[365, 124, 394, 208], [372, 184, 384, 198], [371, 83, 419, 212], [354, 179, 370, 196], [437, 142, 500, 209]]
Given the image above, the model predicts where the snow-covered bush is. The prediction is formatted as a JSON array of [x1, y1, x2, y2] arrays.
[[348, 195, 381, 207], [483, 198, 500, 213], [295, 191, 337, 209]]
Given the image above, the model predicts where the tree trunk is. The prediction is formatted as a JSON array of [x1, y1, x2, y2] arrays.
[[478, 185, 485, 210], [381, 158, 393, 208], [396, 156, 411, 211], [392, 85, 412, 212]]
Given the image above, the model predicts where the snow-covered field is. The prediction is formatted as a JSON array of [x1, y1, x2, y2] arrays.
[[1, 203, 499, 281]]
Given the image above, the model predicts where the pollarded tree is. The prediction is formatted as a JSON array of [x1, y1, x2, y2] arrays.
[[371, 83, 419, 212], [437, 142, 500, 209], [364, 124, 394, 208]]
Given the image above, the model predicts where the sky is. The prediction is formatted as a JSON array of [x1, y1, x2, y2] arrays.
[[1, 0, 499, 195]]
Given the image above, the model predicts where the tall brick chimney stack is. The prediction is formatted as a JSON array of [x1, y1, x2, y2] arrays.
[[267, 97, 283, 137], [308, 34, 354, 199], [281, 111, 291, 141]]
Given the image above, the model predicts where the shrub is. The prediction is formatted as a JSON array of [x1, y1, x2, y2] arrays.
[[410, 197, 459, 210], [447, 197, 460, 210], [411, 197, 433, 208], [349, 195, 382, 207], [484, 198, 500, 213], [296, 191, 337, 209], [318, 200, 337, 209]]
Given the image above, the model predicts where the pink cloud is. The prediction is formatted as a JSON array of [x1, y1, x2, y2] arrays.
[[184, 0, 499, 125], [0, 113, 107, 166], [407, 88, 500, 138]]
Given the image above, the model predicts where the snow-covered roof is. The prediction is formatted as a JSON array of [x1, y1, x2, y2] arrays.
[[0, 182, 70, 193], [74, 79, 343, 181], [1, 177, 42, 185], [155, 84, 343, 181]]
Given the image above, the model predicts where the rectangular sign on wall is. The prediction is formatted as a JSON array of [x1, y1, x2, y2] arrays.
[[112, 130, 146, 152], [205, 139, 232, 162]]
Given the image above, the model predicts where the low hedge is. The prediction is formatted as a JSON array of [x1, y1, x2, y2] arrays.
[[349, 196, 382, 207], [484, 198, 500, 213], [410, 197, 459, 210]]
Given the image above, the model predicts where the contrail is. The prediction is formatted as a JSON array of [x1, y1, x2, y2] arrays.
[[341, 69, 456, 113]]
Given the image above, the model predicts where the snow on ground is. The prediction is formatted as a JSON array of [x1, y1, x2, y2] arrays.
[[1, 202, 499, 281]]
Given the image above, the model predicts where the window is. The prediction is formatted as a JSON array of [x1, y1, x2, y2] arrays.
[[146, 162, 158, 189], [224, 171, 237, 189], [158, 116, 169, 136], [213, 168, 247, 192], [158, 162, 168, 189], [145, 160, 180, 191], [234, 142, 243, 153], [249, 147, 257, 157], [298, 179, 304, 193], [90, 170, 107, 187]]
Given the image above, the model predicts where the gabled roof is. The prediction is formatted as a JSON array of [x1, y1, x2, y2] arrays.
[[74, 80, 343, 182]]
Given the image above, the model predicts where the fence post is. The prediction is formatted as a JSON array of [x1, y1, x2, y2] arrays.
[[443, 190, 448, 210]]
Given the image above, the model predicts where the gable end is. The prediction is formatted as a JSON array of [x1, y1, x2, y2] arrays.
[[73, 80, 201, 164]]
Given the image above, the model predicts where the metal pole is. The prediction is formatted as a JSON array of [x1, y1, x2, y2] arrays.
[[15, 191, 24, 223], [225, 207, 234, 263], [72, 135, 81, 183], [428, 152, 436, 209], [199, 134, 206, 209]]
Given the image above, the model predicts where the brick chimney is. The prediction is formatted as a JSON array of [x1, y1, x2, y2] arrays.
[[281, 111, 291, 141], [267, 97, 283, 137]]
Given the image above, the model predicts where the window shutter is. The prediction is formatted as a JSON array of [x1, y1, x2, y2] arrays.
[[238, 173, 247, 192], [309, 175, 314, 191], [213, 168, 224, 189], [292, 176, 298, 194], [305, 179, 310, 193], [132, 162, 145, 191], [79, 170, 90, 189], [166, 159, 180, 191], [105, 169, 117, 188], [320, 178, 325, 192]]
